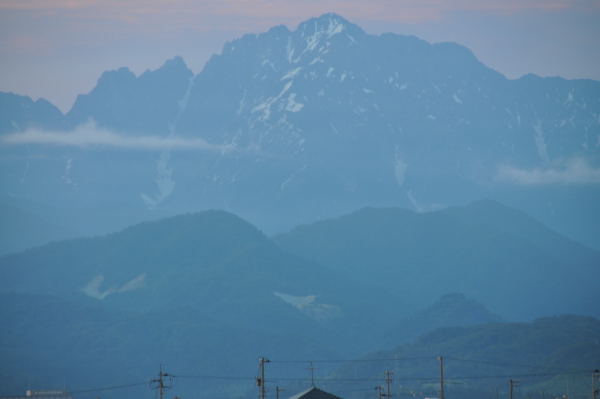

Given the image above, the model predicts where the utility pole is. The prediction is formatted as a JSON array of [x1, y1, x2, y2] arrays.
[[593, 369, 600, 399], [308, 361, 316, 386], [384, 370, 393, 399], [509, 379, 519, 399], [276, 386, 285, 399], [257, 357, 271, 399], [150, 366, 173, 399], [438, 356, 445, 399]]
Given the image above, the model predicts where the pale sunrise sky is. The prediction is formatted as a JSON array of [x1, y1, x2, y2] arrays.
[[1, 0, 599, 112]]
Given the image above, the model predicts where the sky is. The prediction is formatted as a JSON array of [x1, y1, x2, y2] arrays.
[[1, 0, 599, 113]]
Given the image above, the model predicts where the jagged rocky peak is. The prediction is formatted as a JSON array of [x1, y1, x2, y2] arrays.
[[297, 12, 360, 37], [93, 56, 191, 89], [293, 13, 365, 53], [138, 55, 193, 82], [220, 13, 364, 60], [266, 24, 291, 36], [0, 92, 66, 134], [162, 55, 188, 69], [96, 66, 136, 87], [149, 55, 193, 77]]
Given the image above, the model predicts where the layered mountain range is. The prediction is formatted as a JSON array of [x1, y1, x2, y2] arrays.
[[1, 13, 599, 254], [333, 314, 600, 399], [1, 201, 598, 398], [275, 200, 600, 320], [2, 12, 599, 399]]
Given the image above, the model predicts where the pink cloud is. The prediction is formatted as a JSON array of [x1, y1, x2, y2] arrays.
[[0, 0, 592, 26], [0, 0, 102, 10]]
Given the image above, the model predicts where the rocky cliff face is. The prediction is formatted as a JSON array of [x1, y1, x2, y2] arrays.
[[1, 13, 599, 249]]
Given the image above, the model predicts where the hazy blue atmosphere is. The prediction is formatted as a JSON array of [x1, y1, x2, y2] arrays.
[[1, 2, 599, 399]]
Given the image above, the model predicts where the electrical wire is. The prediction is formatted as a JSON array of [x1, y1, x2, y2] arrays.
[[445, 356, 592, 373], [56, 360, 596, 395], [176, 369, 589, 384], [69, 381, 148, 394], [175, 374, 256, 381], [269, 356, 432, 364]]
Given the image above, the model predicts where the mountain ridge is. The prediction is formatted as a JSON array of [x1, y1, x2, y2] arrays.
[[1, 201, 598, 398], [381, 292, 502, 348], [0, 207, 408, 350], [333, 314, 600, 399], [1, 12, 599, 253], [275, 199, 600, 320]]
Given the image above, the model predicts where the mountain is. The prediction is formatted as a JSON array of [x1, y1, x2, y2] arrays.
[[0, 292, 340, 398], [67, 56, 194, 135], [0, 197, 78, 256], [0, 92, 65, 134], [0, 210, 412, 393], [275, 200, 600, 320], [381, 293, 502, 347], [329, 315, 600, 399], [1, 12, 599, 252], [1, 205, 597, 398], [0, 209, 398, 325]]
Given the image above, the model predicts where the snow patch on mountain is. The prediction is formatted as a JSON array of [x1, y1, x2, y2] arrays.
[[280, 164, 307, 191], [286, 37, 295, 63], [394, 149, 408, 187], [252, 81, 293, 121], [274, 291, 341, 321], [407, 189, 424, 213], [302, 15, 345, 52], [533, 119, 550, 164], [237, 90, 247, 115], [325, 17, 345, 37], [286, 93, 304, 112], [82, 273, 146, 300], [565, 90, 574, 104], [407, 190, 445, 212], [281, 67, 302, 81], [346, 33, 358, 45], [141, 151, 175, 209], [172, 75, 196, 132], [61, 158, 75, 186]]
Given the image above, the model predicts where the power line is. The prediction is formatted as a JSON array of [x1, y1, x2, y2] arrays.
[[148, 369, 592, 384], [446, 356, 590, 373], [40, 363, 596, 396], [269, 357, 432, 364], [68, 381, 148, 394], [178, 372, 583, 385], [175, 374, 256, 381], [445, 370, 589, 381]]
